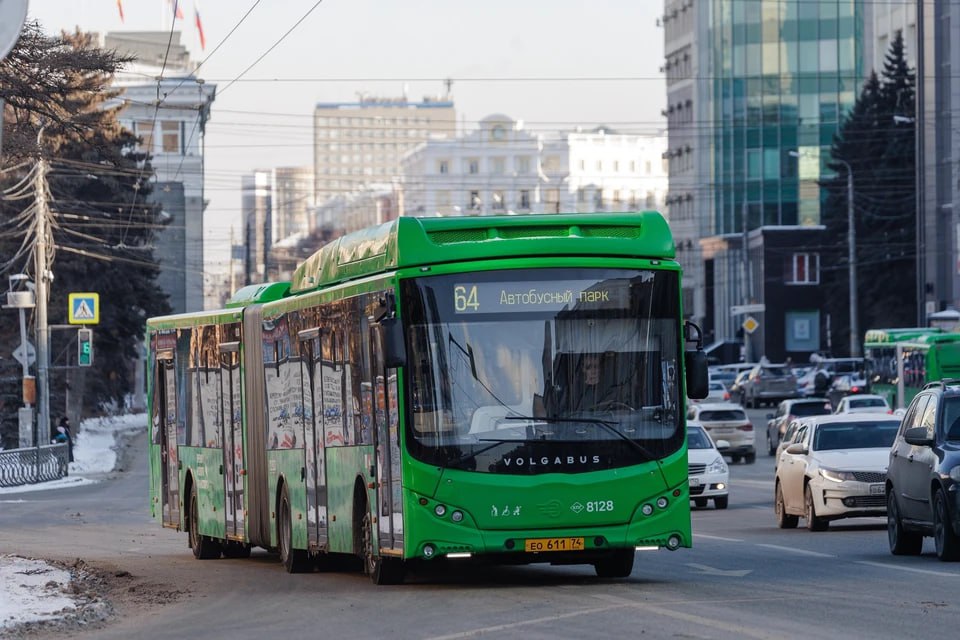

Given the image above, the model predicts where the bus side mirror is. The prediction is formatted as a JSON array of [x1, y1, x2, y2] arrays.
[[684, 320, 708, 399], [381, 317, 406, 368], [685, 350, 709, 399]]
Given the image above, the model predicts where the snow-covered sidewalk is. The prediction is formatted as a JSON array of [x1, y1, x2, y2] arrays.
[[0, 413, 147, 632]]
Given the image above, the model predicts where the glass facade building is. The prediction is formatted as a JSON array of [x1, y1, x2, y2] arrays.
[[710, 0, 866, 234]]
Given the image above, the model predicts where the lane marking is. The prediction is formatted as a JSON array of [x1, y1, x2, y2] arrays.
[[856, 560, 960, 577], [693, 533, 744, 542], [756, 543, 835, 558], [423, 604, 629, 640]]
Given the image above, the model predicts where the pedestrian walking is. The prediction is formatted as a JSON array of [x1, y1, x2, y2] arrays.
[[56, 416, 74, 463]]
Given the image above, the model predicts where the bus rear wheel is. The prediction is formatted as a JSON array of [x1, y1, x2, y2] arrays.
[[593, 549, 634, 578], [279, 485, 311, 573], [360, 501, 405, 585], [189, 484, 221, 560]]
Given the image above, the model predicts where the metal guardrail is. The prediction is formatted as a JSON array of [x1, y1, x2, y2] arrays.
[[0, 443, 70, 487]]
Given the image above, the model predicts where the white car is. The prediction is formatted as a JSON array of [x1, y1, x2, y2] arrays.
[[832, 394, 891, 415], [687, 402, 755, 464], [774, 413, 901, 531], [694, 380, 730, 404], [687, 423, 729, 509]]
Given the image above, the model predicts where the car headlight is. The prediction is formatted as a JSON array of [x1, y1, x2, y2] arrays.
[[706, 456, 728, 474], [819, 467, 856, 482]]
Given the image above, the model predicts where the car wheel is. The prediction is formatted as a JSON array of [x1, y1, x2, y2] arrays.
[[731, 454, 742, 464], [744, 453, 756, 464], [887, 490, 922, 556], [933, 488, 960, 562], [775, 482, 798, 529], [767, 433, 777, 456], [804, 484, 828, 531], [693, 498, 708, 508], [714, 496, 728, 510], [594, 549, 635, 578]]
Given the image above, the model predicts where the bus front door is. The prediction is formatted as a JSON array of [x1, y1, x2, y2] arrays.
[[300, 329, 328, 548], [157, 356, 180, 528], [370, 325, 403, 553], [220, 342, 245, 539]]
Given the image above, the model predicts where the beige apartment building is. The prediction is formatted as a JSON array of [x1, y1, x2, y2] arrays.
[[313, 94, 455, 204]]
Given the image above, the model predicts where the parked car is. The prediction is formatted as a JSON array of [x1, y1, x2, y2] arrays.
[[774, 413, 901, 531], [740, 364, 799, 408], [765, 398, 832, 455], [687, 402, 755, 463], [833, 394, 891, 415], [687, 423, 729, 509], [887, 380, 960, 560]]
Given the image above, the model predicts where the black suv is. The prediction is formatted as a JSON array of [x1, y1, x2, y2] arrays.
[[886, 380, 960, 561]]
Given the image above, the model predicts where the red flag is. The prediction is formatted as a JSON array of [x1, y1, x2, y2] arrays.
[[168, 0, 185, 20], [194, 2, 206, 50], [116, 0, 125, 22]]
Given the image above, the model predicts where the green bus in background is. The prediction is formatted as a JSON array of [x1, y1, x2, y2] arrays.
[[146, 213, 708, 584], [864, 328, 960, 409]]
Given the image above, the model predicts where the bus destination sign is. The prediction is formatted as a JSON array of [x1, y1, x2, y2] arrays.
[[453, 280, 628, 314]]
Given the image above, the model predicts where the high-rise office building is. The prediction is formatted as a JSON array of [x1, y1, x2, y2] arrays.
[[665, 1, 870, 351]]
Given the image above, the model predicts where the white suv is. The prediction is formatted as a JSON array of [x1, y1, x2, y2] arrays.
[[687, 402, 755, 464]]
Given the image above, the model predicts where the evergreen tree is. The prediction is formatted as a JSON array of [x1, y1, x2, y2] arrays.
[[820, 30, 916, 356], [0, 25, 170, 444]]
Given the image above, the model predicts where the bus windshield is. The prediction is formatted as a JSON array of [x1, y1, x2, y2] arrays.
[[400, 267, 683, 474]]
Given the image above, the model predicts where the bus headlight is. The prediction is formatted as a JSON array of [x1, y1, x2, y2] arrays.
[[434, 504, 447, 517], [451, 510, 464, 522], [641, 504, 654, 516], [656, 497, 669, 509]]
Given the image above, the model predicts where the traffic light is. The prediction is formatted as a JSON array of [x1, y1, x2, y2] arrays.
[[77, 329, 93, 367]]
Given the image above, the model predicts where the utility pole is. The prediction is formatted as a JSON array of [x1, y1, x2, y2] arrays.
[[843, 161, 859, 358], [741, 200, 751, 363], [34, 131, 52, 445]]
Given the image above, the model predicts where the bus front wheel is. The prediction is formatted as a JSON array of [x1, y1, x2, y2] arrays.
[[360, 500, 405, 585]]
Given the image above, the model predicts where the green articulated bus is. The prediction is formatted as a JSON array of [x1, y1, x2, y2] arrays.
[[864, 328, 960, 409], [146, 212, 708, 584]]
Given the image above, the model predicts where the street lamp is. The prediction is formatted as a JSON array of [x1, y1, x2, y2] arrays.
[[789, 150, 858, 357]]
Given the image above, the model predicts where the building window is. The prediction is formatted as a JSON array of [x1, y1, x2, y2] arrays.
[[469, 190, 481, 210], [491, 157, 505, 175], [134, 120, 154, 151], [438, 160, 449, 174], [516, 156, 531, 174], [161, 121, 182, 154], [492, 190, 505, 210], [468, 159, 479, 174], [785, 253, 820, 285], [519, 190, 531, 210]]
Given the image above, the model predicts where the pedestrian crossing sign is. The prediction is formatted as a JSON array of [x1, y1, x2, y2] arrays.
[[68, 292, 100, 325]]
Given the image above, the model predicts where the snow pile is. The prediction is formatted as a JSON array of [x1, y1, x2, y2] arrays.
[[70, 413, 148, 475], [0, 555, 76, 630]]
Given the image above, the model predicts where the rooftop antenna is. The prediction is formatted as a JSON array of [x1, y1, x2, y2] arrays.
[[444, 77, 453, 99]]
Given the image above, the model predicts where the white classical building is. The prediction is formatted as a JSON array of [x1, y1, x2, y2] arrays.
[[105, 31, 216, 313], [401, 115, 666, 218]]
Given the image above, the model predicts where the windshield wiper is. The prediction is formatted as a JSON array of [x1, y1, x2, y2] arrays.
[[504, 415, 657, 459]]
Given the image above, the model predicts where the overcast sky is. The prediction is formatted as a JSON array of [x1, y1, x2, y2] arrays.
[[29, 0, 666, 273]]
